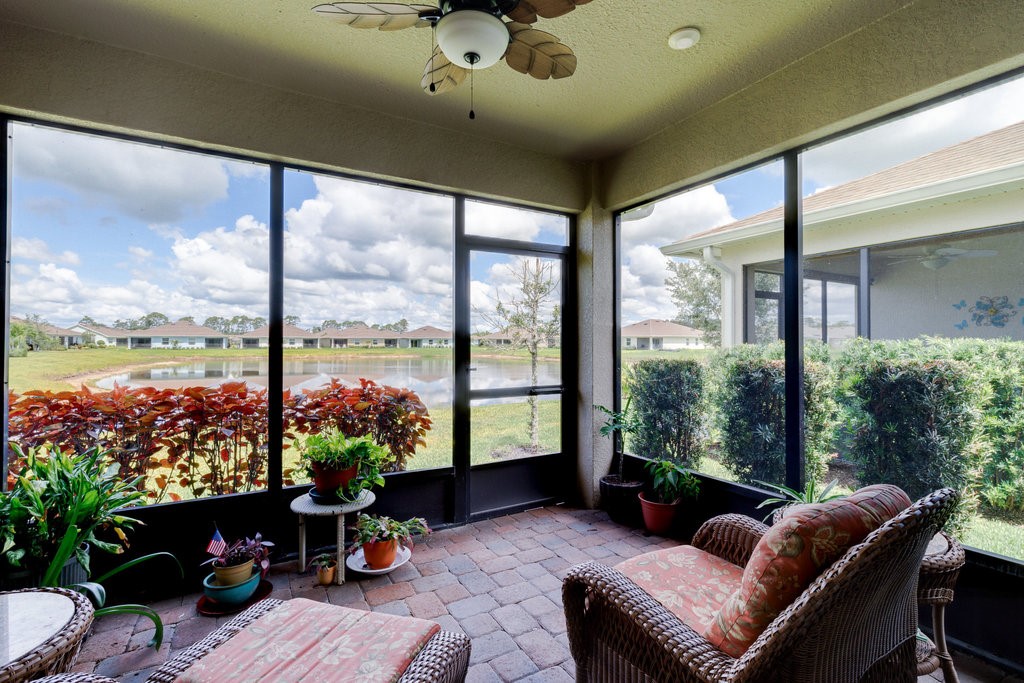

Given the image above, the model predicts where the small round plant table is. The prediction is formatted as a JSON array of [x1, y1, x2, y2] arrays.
[[0, 588, 94, 683], [289, 489, 374, 585], [916, 531, 966, 683]]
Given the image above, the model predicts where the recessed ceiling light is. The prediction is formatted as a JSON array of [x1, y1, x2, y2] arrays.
[[668, 27, 701, 51]]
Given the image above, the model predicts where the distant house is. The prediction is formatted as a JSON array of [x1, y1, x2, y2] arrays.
[[318, 324, 399, 349], [11, 317, 83, 348], [69, 322, 128, 347], [399, 326, 451, 348], [131, 321, 227, 349], [240, 324, 319, 349], [661, 121, 1024, 347], [621, 319, 704, 350]]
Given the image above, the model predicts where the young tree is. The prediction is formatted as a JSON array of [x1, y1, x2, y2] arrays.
[[284, 315, 302, 327], [666, 258, 722, 347], [479, 258, 561, 450]]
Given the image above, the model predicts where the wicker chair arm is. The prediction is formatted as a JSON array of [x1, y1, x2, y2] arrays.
[[564, 561, 735, 682], [32, 676, 120, 683], [690, 513, 768, 567]]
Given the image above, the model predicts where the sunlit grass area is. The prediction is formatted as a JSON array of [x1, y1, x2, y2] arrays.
[[964, 508, 1024, 561]]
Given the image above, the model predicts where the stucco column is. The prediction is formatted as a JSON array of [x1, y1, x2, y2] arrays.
[[576, 164, 615, 508]]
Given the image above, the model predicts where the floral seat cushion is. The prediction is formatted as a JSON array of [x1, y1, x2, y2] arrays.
[[615, 545, 744, 630], [173, 598, 440, 683], [702, 483, 912, 658]]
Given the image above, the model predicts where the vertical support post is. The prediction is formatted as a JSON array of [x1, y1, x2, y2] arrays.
[[268, 164, 284, 496], [453, 196, 470, 523], [1, 119, 10, 489], [858, 247, 871, 338], [783, 151, 805, 491]]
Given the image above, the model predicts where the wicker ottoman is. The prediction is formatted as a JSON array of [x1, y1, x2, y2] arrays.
[[146, 598, 470, 682]]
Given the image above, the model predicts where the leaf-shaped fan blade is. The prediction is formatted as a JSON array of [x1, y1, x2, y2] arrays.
[[312, 3, 439, 30], [505, 0, 592, 24], [421, 46, 468, 94], [504, 22, 577, 79]]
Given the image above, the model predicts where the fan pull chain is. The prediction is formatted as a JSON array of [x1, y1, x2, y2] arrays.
[[429, 24, 437, 93], [469, 68, 475, 119]]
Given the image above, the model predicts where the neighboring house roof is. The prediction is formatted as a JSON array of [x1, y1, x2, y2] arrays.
[[74, 323, 127, 338], [139, 321, 225, 337], [240, 324, 316, 338], [320, 324, 399, 340], [662, 120, 1024, 254], [621, 319, 701, 338], [404, 325, 451, 339]]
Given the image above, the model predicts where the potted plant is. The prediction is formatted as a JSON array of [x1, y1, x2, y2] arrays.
[[350, 514, 430, 570], [307, 552, 337, 585], [595, 398, 644, 526], [754, 478, 845, 522], [638, 459, 700, 535], [301, 431, 394, 503], [201, 533, 274, 586]]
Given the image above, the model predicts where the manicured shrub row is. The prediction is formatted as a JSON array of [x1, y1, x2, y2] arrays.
[[626, 359, 706, 468], [7, 378, 430, 502]]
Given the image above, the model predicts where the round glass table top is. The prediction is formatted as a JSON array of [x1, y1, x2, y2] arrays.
[[0, 591, 76, 666]]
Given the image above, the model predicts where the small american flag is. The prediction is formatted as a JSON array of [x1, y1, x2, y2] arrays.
[[206, 528, 227, 556]]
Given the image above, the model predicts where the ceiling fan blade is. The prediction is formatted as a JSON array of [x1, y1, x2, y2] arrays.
[[504, 0, 592, 24], [959, 249, 999, 258], [504, 22, 577, 79], [312, 3, 439, 30], [421, 46, 468, 94]]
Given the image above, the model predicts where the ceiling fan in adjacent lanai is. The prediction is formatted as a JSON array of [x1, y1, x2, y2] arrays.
[[313, 0, 590, 107], [886, 244, 998, 270]]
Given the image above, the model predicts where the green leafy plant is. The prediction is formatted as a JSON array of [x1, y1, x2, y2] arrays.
[[349, 514, 430, 553], [627, 359, 707, 468], [306, 552, 337, 572], [301, 432, 394, 501], [595, 397, 641, 482], [754, 479, 845, 521], [201, 533, 275, 577], [643, 459, 700, 505]]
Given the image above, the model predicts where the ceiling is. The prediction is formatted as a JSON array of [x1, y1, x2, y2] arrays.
[[0, 0, 907, 162]]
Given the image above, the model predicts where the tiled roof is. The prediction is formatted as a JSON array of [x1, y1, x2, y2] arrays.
[[240, 324, 316, 338], [404, 325, 451, 339], [139, 321, 226, 337], [621, 319, 701, 337]]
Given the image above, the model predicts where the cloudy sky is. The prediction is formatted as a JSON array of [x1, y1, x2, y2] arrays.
[[11, 126, 565, 332], [10, 74, 1024, 333], [619, 74, 1024, 326]]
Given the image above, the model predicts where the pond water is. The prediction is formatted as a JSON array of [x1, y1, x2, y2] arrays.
[[96, 355, 561, 408]]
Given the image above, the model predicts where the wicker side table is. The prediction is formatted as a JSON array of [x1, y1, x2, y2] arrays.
[[916, 531, 966, 683], [289, 489, 375, 584], [0, 588, 94, 683]]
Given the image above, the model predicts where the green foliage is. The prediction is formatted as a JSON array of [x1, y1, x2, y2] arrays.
[[666, 258, 721, 347], [594, 397, 641, 481], [844, 356, 979, 531], [1, 446, 145, 579], [713, 346, 837, 487], [754, 478, 844, 521], [644, 459, 700, 504], [300, 432, 393, 501], [201, 533, 274, 576], [626, 359, 706, 468], [306, 552, 337, 571], [349, 514, 431, 551]]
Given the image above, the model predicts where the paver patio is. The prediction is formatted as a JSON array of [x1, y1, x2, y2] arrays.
[[70, 506, 1015, 682]]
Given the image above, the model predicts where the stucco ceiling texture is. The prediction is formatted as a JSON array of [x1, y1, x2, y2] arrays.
[[0, 0, 906, 161]]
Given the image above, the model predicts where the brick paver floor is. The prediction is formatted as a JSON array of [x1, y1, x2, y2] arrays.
[[71, 505, 1016, 682]]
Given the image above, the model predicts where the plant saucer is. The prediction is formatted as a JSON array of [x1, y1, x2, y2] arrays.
[[345, 544, 411, 576]]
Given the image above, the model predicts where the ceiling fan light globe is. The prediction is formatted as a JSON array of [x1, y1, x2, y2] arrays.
[[436, 10, 509, 69]]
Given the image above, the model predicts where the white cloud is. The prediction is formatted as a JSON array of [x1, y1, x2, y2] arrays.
[[13, 123, 231, 224], [11, 237, 79, 265], [128, 246, 153, 260], [464, 201, 563, 242], [622, 185, 734, 247]]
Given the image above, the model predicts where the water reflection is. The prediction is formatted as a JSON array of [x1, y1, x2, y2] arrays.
[[96, 356, 560, 408]]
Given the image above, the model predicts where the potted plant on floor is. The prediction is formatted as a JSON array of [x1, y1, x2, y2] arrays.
[[350, 514, 430, 570], [595, 398, 644, 526], [307, 552, 337, 585], [301, 431, 394, 504], [638, 459, 700, 535], [200, 531, 273, 604], [754, 478, 845, 523]]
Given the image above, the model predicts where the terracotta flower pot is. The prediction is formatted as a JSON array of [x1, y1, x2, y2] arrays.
[[213, 559, 255, 586], [362, 539, 398, 570], [638, 492, 680, 536], [316, 563, 337, 585], [311, 462, 359, 496]]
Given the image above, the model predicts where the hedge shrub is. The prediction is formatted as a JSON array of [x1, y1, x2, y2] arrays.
[[713, 346, 836, 487], [625, 359, 705, 468]]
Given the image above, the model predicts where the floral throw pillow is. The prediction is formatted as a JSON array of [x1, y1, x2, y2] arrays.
[[702, 484, 912, 658]]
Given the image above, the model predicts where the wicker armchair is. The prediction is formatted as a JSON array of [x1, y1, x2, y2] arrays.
[[563, 487, 958, 683]]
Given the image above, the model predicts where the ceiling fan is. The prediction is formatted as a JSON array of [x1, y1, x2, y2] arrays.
[[312, 1, 590, 95], [886, 244, 998, 270]]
